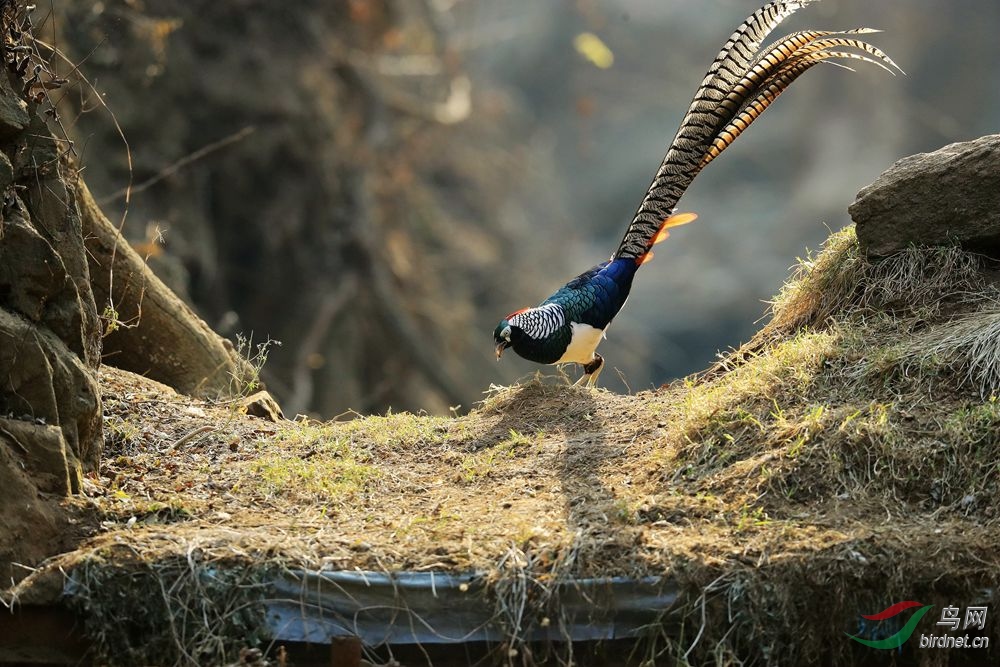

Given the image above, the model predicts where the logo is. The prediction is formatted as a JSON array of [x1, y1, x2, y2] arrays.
[[848, 601, 990, 651], [847, 601, 934, 649]]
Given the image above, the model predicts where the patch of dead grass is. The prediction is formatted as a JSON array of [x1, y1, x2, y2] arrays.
[[7, 227, 1000, 666]]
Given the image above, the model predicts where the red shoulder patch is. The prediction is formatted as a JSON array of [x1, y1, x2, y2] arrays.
[[505, 307, 529, 320]]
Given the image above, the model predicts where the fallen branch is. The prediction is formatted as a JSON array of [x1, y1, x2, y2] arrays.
[[77, 179, 258, 399], [168, 426, 216, 452]]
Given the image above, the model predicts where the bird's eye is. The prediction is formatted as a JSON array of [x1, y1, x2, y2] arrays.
[[501, 326, 511, 341]]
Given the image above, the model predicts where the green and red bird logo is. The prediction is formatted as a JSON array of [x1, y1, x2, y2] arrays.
[[847, 601, 934, 649]]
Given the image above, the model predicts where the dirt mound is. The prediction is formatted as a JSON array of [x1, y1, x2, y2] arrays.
[[4, 227, 999, 665]]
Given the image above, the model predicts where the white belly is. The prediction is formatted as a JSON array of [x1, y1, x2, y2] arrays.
[[555, 322, 604, 364]]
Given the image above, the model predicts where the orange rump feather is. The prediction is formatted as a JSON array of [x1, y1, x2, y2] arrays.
[[636, 212, 698, 265], [652, 212, 698, 245]]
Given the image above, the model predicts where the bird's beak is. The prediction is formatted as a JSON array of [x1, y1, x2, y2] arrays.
[[495, 341, 508, 360]]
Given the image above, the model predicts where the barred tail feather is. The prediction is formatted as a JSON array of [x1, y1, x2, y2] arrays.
[[614, 1, 897, 260], [700, 1, 817, 94], [614, 1, 815, 260], [701, 45, 900, 168]]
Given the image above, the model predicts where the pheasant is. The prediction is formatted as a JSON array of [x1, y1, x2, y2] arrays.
[[493, 0, 899, 385]]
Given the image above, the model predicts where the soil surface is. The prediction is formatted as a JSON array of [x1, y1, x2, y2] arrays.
[[6, 229, 1000, 665]]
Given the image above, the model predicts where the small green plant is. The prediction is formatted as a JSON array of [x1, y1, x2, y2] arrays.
[[942, 397, 1000, 444], [458, 430, 542, 482], [104, 415, 142, 453], [460, 447, 511, 482], [612, 497, 638, 524], [252, 447, 378, 502], [232, 332, 281, 397], [101, 303, 122, 336], [736, 503, 770, 530]]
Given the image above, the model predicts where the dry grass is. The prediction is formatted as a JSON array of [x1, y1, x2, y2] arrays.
[[901, 307, 1000, 396], [68, 550, 272, 665], [768, 227, 991, 331], [6, 226, 1000, 666]]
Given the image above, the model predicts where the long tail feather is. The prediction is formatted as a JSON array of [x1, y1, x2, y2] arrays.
[[776, 36, 901, 74], [700, 1, 819, 95], [614, 2, 816, 261], [613, 1, 896, 260], [701, 42, 900, 168], [712, 30, 833, 119]]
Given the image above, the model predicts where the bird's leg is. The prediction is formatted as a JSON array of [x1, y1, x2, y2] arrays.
[[582, 353, 604, 387]]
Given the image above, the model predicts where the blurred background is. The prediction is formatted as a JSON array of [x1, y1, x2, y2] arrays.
[[57, 0, 1000, 417]]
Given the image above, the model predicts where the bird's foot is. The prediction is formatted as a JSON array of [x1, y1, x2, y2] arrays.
[[575, 353, 604, 387]]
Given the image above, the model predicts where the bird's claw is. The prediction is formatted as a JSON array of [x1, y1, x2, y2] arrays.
[[577, 354, 604, 387]]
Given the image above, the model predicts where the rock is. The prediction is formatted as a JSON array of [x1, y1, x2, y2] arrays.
[[0, 418, 78, 495], [849, 134, 1000, 257], [0, 444, 61, 587], [0, 28, 102, 584], [0, 310, 100, 475], [0, 205, 70, 323], [0, 71, 29, 137], [0, 150, 13, 190], [23, 115, 101, 365], [242, 391, 285, 422]]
